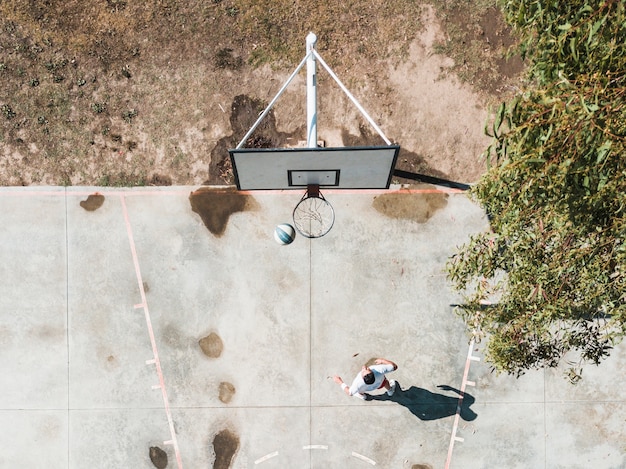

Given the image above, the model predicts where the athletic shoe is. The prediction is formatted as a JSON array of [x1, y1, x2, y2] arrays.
[[387, 380, 396, 396]]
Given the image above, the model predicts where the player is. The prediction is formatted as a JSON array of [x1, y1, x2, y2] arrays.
[[333, 358, 398, 399]]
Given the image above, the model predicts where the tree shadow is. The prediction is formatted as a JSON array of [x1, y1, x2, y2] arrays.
[[367, 384, 477, 421]]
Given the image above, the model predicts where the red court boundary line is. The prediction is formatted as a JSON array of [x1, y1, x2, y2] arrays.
[[120, 195, 183, 469], [0, 189, 192, 197], [0, 185, 462, 197], [444, 338, 478, 469]]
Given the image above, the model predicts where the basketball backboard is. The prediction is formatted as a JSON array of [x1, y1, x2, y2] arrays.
[[229, 145, 400, 191]]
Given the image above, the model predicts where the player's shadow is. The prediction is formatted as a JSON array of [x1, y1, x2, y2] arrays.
[[367, 384, 477, 421]]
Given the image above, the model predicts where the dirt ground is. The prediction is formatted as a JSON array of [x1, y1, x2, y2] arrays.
[[0, 1, 523, 187]]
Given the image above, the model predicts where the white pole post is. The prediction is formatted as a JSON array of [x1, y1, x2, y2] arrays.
[[306, 32, 317, 148]]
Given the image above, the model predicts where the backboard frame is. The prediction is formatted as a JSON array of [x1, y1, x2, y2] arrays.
[[229, 145, 400, 191]]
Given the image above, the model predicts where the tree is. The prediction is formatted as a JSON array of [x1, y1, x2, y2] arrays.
[[446, 0, 626, 382]]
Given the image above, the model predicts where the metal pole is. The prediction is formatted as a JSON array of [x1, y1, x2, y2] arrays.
[[306, 32, 317, 148], [312, 49, 392, 146], [235, 51, 311, 149]]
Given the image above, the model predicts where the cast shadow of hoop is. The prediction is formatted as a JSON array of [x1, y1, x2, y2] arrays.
[[367, 384, 477, 421]]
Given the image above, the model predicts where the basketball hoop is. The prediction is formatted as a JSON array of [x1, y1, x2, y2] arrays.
[[293, 185, 335, 238], [228, 33, 400, 241]]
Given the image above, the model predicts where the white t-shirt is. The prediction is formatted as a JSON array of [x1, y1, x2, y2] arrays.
[[348, 363, 394, 396]]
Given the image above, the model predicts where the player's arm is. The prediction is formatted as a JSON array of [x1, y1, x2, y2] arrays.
[[332, 375, 352, 395], [374, 358, 398, 370]]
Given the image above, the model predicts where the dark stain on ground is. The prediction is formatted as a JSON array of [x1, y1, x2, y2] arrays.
[[199, 332, 223, 358], [212, 429, 240, 469], [79, 193, 105, 211], [148, 173, 173, 186], [207, 94, 305, 185], [341, 124, 450, 181], [149, 446, 168, 469], [412, 465, 433, 469], [393, 147, 450, 181], [341, 122, 388, 147], [372, 188, 448, 223], [143, 281, 150, 293], [218, 382, 236, 404], [207, 95, 451, 186], [479, 7, 525, 79], [440, 4, 524, 94], [189, 187, 259, 237]]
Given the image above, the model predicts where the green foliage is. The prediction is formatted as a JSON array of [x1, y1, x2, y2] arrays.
[[91, 102, 107, 114], [122, 108, 138, 123], [448, 0, 626, 381], [2, 103, 16, 119]]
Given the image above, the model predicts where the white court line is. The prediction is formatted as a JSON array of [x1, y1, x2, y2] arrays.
[[351, 451, 377, 465], [121, 195, 183, 469], [303, 445, 328, 450], [254, 451, 279, 464]]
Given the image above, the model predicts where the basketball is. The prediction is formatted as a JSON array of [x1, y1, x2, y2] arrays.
[[274, 223, 296, 245]]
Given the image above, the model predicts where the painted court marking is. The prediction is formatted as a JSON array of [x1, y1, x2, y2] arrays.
[[351, 451, 377, 465], [1, 187, 474, 467], [121, 195, 183, 469], [444, 338, 480, 469], [254, 451, 279, 464]]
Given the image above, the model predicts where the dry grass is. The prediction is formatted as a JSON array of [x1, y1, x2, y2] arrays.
[[0, 1, 519, 186]]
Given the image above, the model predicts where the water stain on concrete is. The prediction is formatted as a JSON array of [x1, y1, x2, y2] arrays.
[[33, 325, 65, 341], [199, 332, 223, 358], [149, 445, 168, 469], [143, 281, 150, 293], [162, 323, 184, 350], [189, 187, 259, 237], [218, 381, 236, 404], [212, 429, 240, 469], [372, 188, 448, 223], [412, 465, 433, 469], [79, 193, 105, 211]]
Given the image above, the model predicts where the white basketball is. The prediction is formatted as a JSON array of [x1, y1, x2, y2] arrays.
[[274, 223, 296, 245]]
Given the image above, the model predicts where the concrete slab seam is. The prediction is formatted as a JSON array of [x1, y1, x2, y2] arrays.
[[120, 195, 183, 468], [64, 187, 71, 467], [444, 338, 479, 469]]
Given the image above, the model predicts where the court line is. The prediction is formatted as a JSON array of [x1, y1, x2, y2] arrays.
[[254, 451, 279, 464], [351, 451, 377, 465], [444, 338, 478, 469], [0, 189, 192, 197], [120, 195, 183, 469], [0, 185, 462, 198]]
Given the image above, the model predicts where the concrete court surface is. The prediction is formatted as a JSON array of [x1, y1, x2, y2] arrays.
[[0, 185, 624, 469]]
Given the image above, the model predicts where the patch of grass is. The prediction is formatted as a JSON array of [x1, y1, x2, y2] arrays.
[[223, 0, 424, 69], [91, 102, 107, 114], [2, 104, 16, 119], [0, 1, 515, 186], [428, 0, 524, 94], [215, 48, 243, 70], [98, 170, 147, 187], [122, 108, 138, 123]]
